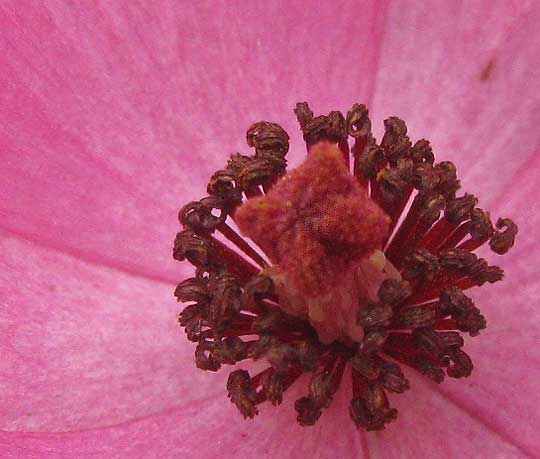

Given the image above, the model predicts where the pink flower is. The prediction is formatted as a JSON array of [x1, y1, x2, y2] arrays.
[[1, 1, 539, 457]]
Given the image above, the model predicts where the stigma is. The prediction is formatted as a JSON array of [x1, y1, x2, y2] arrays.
[[235, 142, 395, 344], [173, 102, 517, 431]]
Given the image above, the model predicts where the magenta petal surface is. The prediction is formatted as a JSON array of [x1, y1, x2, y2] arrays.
[[0, 377, 366, 459], [2, 0, 539, 457], [0, 232, 222, 432], [372, 1, 540, 205], [0, 0, 388, 282]]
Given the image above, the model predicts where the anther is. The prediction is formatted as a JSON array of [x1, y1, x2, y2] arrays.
[[393, 305, 437, 329], [357, 144, 385, 180], [346, 103, 372, 139], [403, 248, 440, 282], [377, 279, 412, 305], [445, 194, 478, 224], [246, 121, 290, 158], [261, 371, 284, 406], [227, 370, 259, 419], [410, 139, 434, 165], [490, 218, 518, 254], [439, 287, 486, 336], [381, 117, 412, 165], [295, 396, 323, 426]]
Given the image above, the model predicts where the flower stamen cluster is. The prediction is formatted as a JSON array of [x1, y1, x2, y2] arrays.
[[173, 102, 516, 430]]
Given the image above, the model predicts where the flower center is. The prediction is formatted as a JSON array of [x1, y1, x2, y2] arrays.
[[235, 142, 397, 344], [173, 102, 517, 431], [262, 250, 400, 344]]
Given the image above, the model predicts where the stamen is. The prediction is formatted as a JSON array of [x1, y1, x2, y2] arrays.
[[173, 101, 517, 432], [490, 218, 518, 254]]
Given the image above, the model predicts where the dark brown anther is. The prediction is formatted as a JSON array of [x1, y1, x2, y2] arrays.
[[446, 348, 473, 378], [412, 328, 445, 358], [403, 248, 440, 281], [294, 101, 314, 130], [184, 317, 204, 342], [387, 137, 412, 165], [439, 287, 486, 336], [377, 279, 412, 305], [469, 261, 504, 285], [295, 396, 322, 426], [195, 340, 221, 371], [381, 117, 411, 165], [178, 303, 202, 327], [173, 230, 212, 266], [255, 152, 287, 180], [457, 312, 486, 336], [414, 356, 445, 383], [469, 208, 494, 241], [357, 303, 393, 329], [207, 169, 243, 205], [357, 144, 385, 179], [212, 337, 248, 365], [351, 354, 381, 380], [489, 218, 518, 255], [266, 342, 319, 374], [358, 329, 388, 354], [309, 371, 334, 408], [445, 194, 478, 224], [378, 158, 415, 202], [381, 117, 407, 149], [299, 111, 347, 146], [261, 371, 284, 406], [419, 193, 446, 226], [437, 331, 465, 349], [438, 248, 478, 272], [179, 196, 228, 233], [350, 383, 397, 431], [227, 370, 259, 418], [226, 153, 252, 173], [247, 335, 278, 360], [246, 121, 290, 158], [208, 272, 242, 325], [377, 360, 410, 393], [434, 161, 460, 198], [346, 103, 372, 139], [393, 305, 436, 328], [242, 274, 276, 311], [174, 277, 211, 304], [410, 139, 434, 165], [414, 163, 441, 193], [236, 157, 276, 191], [327, 111, 348, 143]]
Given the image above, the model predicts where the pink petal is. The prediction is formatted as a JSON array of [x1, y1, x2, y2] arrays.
[[0, 231, 220, 432], [430, 152, 540, 456], [0, 0, 388, 282], [3, 1, 538, 457], [365, 374, 529, 459], [0, 376, 365, 458], [371, 1, 540, 206]]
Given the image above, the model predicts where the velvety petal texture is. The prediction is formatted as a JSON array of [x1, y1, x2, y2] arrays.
[[0, 232, 211, 432], [0, 0, 388, 284], [372, 1, 540, 206], [1, 1, 539, 458]]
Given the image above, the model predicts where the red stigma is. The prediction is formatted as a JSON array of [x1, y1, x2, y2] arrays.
[[236, 142, 390, 296]]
